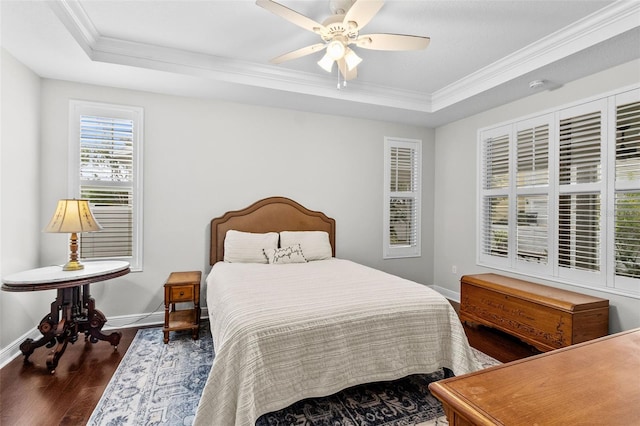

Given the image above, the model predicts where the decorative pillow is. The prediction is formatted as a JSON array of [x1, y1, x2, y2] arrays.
[[224, 230, 279, 263], [279, 231, 332, 261], [263, 244, 308, 264]]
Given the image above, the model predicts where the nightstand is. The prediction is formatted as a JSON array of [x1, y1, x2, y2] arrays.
[[163, 271, 201, 344]]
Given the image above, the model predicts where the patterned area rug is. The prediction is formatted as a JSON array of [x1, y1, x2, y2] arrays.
[[89, 326, 500, 425], [88, 326, 214, 425]]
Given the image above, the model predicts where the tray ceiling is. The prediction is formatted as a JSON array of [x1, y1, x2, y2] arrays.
[[2, 0, 639, 127]]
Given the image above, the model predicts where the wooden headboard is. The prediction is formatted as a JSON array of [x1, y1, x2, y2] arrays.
[[210, 197, 336, 265]]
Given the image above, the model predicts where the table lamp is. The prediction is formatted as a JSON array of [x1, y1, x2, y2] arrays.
[[44, 199, 103, 271]]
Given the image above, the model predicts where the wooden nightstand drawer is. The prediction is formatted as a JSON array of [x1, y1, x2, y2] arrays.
[[170, 285, 193, 302]]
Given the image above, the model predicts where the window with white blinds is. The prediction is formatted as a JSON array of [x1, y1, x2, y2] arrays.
[[516, 119, 550, 269], [613, 95, 640, 292], [383, 137, 421, 259], [69, 101, 143, 271], [557, 102, 605, 279], [479, 129, 510, 264], [478, 86, 639, 296]]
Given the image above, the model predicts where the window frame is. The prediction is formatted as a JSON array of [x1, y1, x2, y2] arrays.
[[608, 89, 640, 293], [68, 100, 144, 271], [477, 85, 640, 297], [383, 136, 422, 259]]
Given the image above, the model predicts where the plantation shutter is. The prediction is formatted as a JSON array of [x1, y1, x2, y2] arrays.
[[481, 196, 509, 257], [615, 101, 640, 182], [479, 130, 511, 260], [516, 123, 550, 265], [558, 193, 600, 271], [517, 125, 549, 187], [389, 145, 418, 246], [478, 87, 639, 294], [614, 100, 640, 280], [557, 105, 604, 274], [483, 134, 510, 190], [79, 115, 134, 259], [383, 137, 421, 258]]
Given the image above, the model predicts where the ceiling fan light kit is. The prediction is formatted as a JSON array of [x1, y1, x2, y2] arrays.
[[344, 49, 362, 70], [318, 53, 335, 72], [327, 39, 346, 60], [256, 0, 430, 83]]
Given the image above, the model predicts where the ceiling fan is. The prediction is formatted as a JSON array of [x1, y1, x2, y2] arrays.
[[256, 0, 430, 82]]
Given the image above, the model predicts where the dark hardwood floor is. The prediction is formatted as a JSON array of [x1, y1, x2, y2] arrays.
[[0, 327, 143, 426], [1, 302, 540, 426]]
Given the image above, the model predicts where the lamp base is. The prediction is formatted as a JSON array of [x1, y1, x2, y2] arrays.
[[62, 260, 85, 271]]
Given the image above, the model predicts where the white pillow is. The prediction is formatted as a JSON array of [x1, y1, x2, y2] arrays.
[[279, 231, 332, 261], [224, 230, 279, 263], [263, 244, 307, 264]]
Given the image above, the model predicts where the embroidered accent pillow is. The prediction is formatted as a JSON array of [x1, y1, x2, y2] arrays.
[[263, 244, 308, 264], [224, 230, 279, 263], [279, 231, 332, 261]]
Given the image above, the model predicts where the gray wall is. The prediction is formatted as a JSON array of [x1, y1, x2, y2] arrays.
[[433, 59, 640, 333], [0, 50, 50, 349], [35, 79, 434, 323], [2, 47, 639, 359]]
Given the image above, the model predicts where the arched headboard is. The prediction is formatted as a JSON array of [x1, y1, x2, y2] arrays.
[[210, 197, 336, 265]]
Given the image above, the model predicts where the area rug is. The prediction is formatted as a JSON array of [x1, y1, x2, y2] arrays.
[[89, 326, 500, 426], [88, 326, 214, 426]]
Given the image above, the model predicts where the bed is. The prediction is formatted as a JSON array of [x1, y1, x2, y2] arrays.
[[193, 197, 480, 426]]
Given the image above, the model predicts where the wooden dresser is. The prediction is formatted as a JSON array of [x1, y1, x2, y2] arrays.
[[429, 328, 640, 426], [460, 273, 608, 351]]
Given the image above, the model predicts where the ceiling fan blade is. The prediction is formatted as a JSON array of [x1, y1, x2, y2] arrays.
[[337, 58, 358, 81], [355, 33, 430, 51], [256, 0, 325, 34], [270, 43, 327, 65], [343, 0, 384, 32]]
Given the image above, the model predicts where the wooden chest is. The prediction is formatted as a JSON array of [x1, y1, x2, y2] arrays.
[[460, 273, 609, 352]]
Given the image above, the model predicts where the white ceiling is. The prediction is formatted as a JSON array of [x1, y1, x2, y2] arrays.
[[2, 0, 639, 127]]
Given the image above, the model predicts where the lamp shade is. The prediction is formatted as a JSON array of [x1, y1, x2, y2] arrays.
[[344, 48, 362, 71], [44, 199, 102, 233], [326, 40, 346, 60], [317, 52, 335, 73]]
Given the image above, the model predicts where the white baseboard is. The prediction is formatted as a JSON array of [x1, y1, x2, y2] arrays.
[[0, 308, 209, 369], [429, 285, 460, 303], [0, 327, 43, 369]]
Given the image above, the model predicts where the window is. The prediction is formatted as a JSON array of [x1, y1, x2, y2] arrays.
[[69, 101, 144, 271], [383, 137, 421, 258], [479, 128, 510, 264], [612, 91, 640, 292], [478, 86, 639, 296]]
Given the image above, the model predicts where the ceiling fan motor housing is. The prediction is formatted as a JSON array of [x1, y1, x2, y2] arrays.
[[321, 14, 359, 42]]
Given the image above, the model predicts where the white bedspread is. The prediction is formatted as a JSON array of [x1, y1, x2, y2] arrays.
[[193, 259, 480, 426]]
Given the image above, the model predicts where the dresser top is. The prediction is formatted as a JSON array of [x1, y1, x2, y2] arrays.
[[430, 328, 640, 425]]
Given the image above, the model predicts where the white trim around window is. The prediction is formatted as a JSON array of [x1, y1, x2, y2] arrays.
[[478, 85, 639, 298], [383, 137, 422, 259], [68, 100, 144, 271]]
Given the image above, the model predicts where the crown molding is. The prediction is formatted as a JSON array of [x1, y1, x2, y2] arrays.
[[50, 0, 638, 115], [91, 34, 432, 111], [49, 0, 99, 57], [49, 0, 431, 112], [431, 0, 640, 111]]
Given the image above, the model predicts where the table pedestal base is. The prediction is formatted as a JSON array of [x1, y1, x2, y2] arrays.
[[19, 285, 121, 373]]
